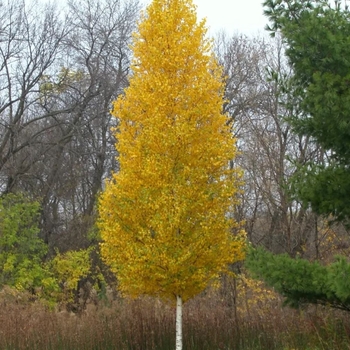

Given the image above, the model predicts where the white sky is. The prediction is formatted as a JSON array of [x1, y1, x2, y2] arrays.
[[197, 0, 267, 35], [142, 0, 268, 36]]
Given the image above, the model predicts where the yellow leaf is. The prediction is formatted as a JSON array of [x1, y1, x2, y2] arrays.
[[98, 0, 245, 304]]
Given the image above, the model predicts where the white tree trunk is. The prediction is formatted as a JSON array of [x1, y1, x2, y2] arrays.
[[176, 295, 183, 350]]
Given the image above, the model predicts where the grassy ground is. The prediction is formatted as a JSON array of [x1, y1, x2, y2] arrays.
[[0, 277, 349, 350]]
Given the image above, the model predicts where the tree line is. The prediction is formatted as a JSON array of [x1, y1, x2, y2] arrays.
[[0, 0, 349, 310], [0, 0, 138, 249]]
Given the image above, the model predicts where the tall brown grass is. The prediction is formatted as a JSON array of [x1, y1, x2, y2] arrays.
[[0, 277, 349, 350]]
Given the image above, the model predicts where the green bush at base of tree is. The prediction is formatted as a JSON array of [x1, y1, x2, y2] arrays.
[[0, 193, 102, 307], [246, 246, 350, 311]]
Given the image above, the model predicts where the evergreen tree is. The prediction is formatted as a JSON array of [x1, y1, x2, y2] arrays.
[[264, 0, 350, 223], [246, 247, 350, 311], [245, 0, 350, 311]]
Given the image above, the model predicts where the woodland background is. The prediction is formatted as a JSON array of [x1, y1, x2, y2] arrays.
[[1, 0, 350, 349]]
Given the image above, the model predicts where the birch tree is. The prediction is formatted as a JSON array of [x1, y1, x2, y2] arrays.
[[98, 0, 245, 348]]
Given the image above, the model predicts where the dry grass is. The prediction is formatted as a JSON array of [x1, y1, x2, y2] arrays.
[[0, 278, 349, 350]]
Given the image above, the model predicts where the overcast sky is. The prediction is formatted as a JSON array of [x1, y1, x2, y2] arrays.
[[194, 0, 267, 35], [141, 0, 268, 36]]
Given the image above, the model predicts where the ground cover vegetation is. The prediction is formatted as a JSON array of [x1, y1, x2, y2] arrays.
[[1, 280, 350, 350], [1, 0, 350, 348]]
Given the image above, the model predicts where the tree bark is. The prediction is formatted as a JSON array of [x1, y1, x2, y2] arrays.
[[176, 295, 183, 350]]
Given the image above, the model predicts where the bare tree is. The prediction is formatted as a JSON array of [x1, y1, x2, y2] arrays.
[[216, 33, 325, 256], [0, 0, 68, 193], [0, 0, 140, 251]]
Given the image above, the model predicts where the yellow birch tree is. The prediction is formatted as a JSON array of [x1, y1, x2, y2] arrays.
[[98, 0, 245, 348]]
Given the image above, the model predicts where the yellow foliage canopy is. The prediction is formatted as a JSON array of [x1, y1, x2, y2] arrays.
[[98, 0, 245, 303]]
